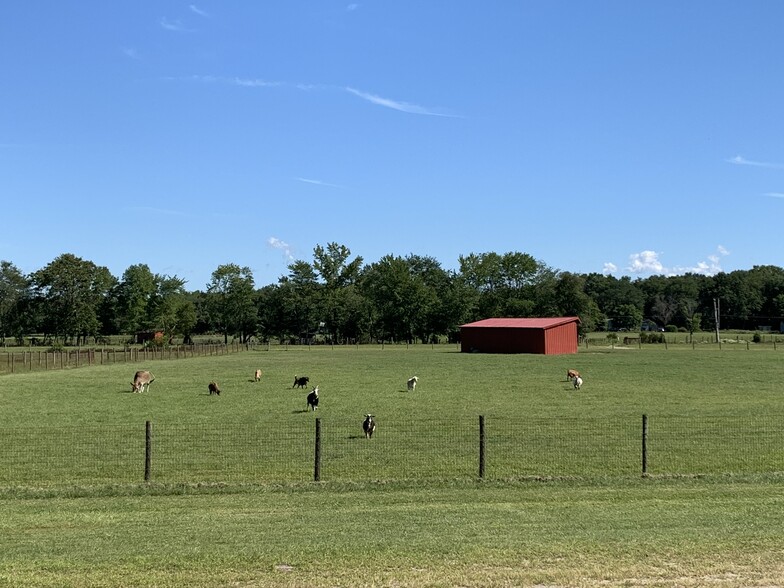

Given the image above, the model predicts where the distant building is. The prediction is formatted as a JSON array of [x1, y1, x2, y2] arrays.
[[460, 317, 580, 355]]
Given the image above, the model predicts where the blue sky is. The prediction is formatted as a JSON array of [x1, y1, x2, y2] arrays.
[[2, 2, 783, 291]]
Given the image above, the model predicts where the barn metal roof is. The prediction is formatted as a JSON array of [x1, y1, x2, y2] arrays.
[[460, 317, 580, 329]]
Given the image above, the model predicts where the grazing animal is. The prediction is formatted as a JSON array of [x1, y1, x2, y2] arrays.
[[573, 376, 583, 390], [566, 369, 581, 381], [407, 376, 419, 391], [131, 370, 154, 393], [254, 369, 262, 382], [293, 375, 310, 389], [208, 381, 221, 395], [306, 386, 319, 411], [362, 414, 376, 439]]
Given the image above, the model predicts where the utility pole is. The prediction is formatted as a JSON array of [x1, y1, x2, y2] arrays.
[[714, 298, 721, 343]]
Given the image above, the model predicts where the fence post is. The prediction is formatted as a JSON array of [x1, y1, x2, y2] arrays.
[[479, 415, 486, 479], [145, 420, 152, 482], [314, 418, 322, 482], [641, 414, 648, 476]]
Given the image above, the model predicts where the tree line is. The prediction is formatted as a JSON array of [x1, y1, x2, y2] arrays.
[[1, 245, 783, 346]]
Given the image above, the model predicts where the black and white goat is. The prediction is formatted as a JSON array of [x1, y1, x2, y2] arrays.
[[362, 414, 376, 439], [407, 376, 419, 391], [306, 386, 319, 411]]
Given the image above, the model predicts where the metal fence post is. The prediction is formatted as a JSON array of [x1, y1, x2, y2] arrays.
[[479, 415, 486, 479], [145, 421, 152, 482], [641, 414, 648, 476], [314, 418, 322, 482]]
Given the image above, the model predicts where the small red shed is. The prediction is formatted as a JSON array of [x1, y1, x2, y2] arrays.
[[460, 317, 580, 355]]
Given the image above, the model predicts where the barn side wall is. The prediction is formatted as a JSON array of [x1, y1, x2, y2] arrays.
[[543, 322, 578, 354]]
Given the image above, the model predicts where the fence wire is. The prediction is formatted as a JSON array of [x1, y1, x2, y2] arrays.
[[0, 415, 781, 486]]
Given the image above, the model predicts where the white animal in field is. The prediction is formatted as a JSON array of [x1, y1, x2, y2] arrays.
[[131, 370, 154, 393], [307, 386, 319, 411], [363, 414, 376, 439], [572, 376, 583, 390], [407, 376, 419, 391], [254, 369, 262, 382]]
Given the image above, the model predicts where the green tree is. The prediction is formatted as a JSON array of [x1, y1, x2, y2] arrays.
[[0, 261, 31, 345], [149, 275, 194, 343], [206, 264, 257, 344], [360, 255, 431, 342], [31, 254, 116, 345], [312, 243, 364, 343], [114, 264, 157, 335]]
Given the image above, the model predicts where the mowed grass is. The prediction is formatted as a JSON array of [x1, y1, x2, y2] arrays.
[[1, 345, 784, 587], [1, 344, 783, 484]]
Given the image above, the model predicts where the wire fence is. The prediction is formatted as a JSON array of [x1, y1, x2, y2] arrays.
[[0, 415, 781, 487], [0, 342, 253, 375]]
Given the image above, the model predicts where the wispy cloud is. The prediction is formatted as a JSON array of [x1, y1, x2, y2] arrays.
[[296, 177, 344, 189], [726, 155, 784, 169], [124, 206, 189, 218], [345, 87, 462, 117], [168, 75, 281, 88], [232, 77, 281, 88], [122, 47, 141, 60], [160, 17, 196, 33], [346, 3, 359, 11], [268, 237, 294, 261], [189, 4, 210, 17], [602, 262, 617, 275], [764, 192, 784, 199]]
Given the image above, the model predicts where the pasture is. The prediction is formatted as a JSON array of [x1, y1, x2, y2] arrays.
[[1, 344, 784, 586]]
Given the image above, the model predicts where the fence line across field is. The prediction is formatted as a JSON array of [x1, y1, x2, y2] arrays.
[[0, 342, 251, 374], [0, 414, 781, 487]]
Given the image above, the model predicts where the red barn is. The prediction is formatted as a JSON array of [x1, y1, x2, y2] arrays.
[[460, 317, 580, 355]]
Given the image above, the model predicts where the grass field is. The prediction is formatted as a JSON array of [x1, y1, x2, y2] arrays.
[[1, 344, 784, 586]]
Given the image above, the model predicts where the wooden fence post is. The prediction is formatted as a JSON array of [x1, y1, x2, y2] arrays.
[[314, 418, 322, 482], [641, 414, 648, 476], [479, 415, 486, 479], [145, 421, 152, 482]]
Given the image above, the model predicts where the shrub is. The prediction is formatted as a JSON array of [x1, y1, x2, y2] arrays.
[[753, 332, 762, 343], [665, 325, 678, 332]]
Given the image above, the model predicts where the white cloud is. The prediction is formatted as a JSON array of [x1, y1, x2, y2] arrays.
[[268, 237, 294, 260], [232, 77, 281, 88], [764, 192, 784, 199], [624, 246, 729, 277], [627, 250, 665, 274], [296, 177, 343, 189], [347, 3, 359, 10], [159, 18, 196, 32], [189, 4, 210, 17], [602, 262, 618, 275], [345, 87, 461, 117], [122, 47, 140, 60], [727, 155, 784, 169]]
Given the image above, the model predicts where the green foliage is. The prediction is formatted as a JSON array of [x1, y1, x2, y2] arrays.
[[639, 332, 665, 343]]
